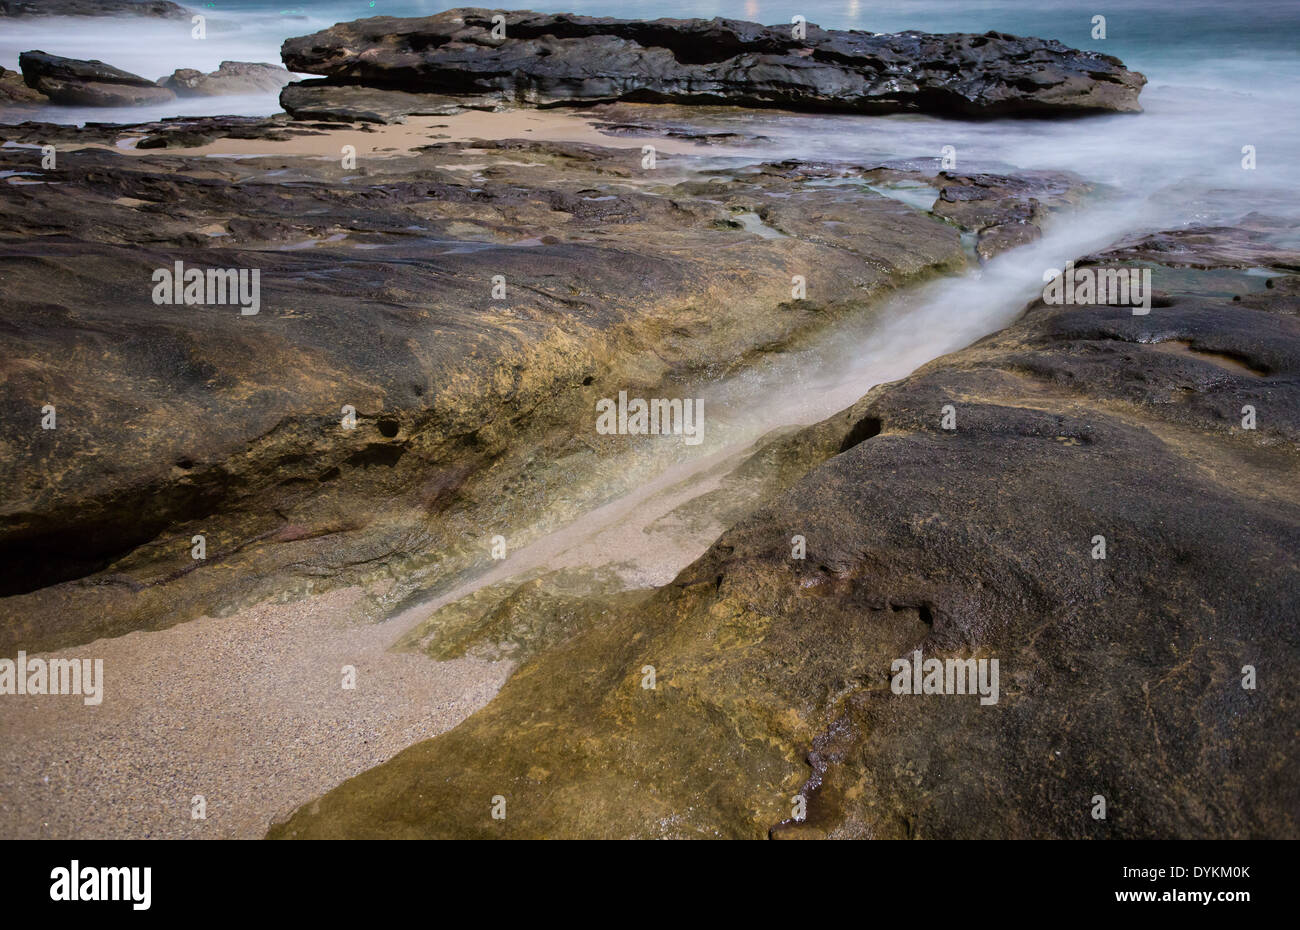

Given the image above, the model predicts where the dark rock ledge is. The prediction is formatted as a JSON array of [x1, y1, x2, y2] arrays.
[[279, 8, 1146, 121]]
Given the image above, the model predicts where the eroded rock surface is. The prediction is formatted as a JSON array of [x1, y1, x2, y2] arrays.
[[927, 170, 1091, 260], [280, 9, 1145, 118], [270, 224, 1300, 839], [0, 66, 47, 106], [0, 121, 966, 653], [743, 159, 1092, 261], [279, 81, 495, 124]]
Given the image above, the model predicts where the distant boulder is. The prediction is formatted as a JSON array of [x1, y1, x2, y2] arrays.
[[19, 50, 175, 106], [160, 61, 292, 97]]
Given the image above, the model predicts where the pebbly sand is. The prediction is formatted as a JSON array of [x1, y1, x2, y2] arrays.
[[0, 586, 512, 839], [0, 442, 748, 839]]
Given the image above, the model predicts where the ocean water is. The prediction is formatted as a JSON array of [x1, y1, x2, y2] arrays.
[[1, 1, 1295, 234]]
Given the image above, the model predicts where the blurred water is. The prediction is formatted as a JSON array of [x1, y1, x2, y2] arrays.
[[2, 2, 1294, 225]]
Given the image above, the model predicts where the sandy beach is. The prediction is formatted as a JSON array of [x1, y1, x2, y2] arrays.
[[0, 585, 511, 839], [90, 107, 743, 160]]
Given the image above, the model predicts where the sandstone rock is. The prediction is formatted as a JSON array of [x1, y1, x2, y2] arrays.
[[0, 127, 964, 653], [929, 170, 1091, 260], [160, 61, 292, 98], [18, 50, 175, 107], [1083, 215, 1300, 271], [763, 160, 1091, 261], [279, 81, 493, 124], [268, 223, 1300, 840], [0, 66, 47, 105], [280, 9, 1145, 118]]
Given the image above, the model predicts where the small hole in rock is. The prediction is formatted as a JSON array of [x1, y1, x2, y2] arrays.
[[840, 416, 883, 452], [377, 418, 400, 438]]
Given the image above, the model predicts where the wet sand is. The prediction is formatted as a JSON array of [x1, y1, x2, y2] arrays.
[[97, 107, 743, 160]]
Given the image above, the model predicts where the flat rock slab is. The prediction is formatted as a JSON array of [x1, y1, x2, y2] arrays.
[[281, 8, 1145, 118], [269, 226, 1300, 839], [279, 81, 497, 124]]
